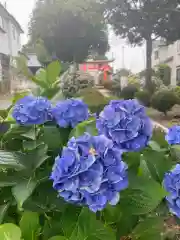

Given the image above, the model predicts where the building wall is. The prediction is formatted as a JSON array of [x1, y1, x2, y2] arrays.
[[152, 40, 180, 86], [0, 12, 21, 57]]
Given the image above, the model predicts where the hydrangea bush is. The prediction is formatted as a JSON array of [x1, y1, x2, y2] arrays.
[[0, 62, 180, 240]]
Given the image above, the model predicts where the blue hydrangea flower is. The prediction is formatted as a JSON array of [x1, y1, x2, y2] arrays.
[[52, 99, 89, 128], [12, 96, 52, 125], [165, 126, 180, 145], [163, 164, 180, 218], [96, 99, 153, 152], [50, 133, 128, 212]]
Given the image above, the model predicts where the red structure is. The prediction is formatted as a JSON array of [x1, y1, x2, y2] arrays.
[[79, 59, 113, 81]]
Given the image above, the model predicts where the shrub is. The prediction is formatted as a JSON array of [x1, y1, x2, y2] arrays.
[[121, 84, 138, 99], [173, 86, 180, 104], [61, 67, 94, 98], [102, 80, 113, 90], [128, 74, 140, 89], [151, 89, 177, 115], [156, 64, 171, 86], [135, 90, 151, 107], [1, 60, 180, 240], [78, 88, 110, 114], [112, 84, 121, 97]]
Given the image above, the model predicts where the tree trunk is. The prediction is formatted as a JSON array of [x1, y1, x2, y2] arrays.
[[145, 37, 153, 93]]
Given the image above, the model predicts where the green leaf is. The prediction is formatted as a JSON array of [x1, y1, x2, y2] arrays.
[[103, 205, 122, 224], [123, 152, 141, 174], [3, 125, 35, 141], [120, 176, 167, 215], [0, 171, 18, 187], [19, 211, 40, 240], [0, 203, 9, 224], [42, 126, 62, 150], [21, 127, 37, 140], [0, 223, 21, 240], [0, 151, 25, 170], [131, 217, 164, 240], [61, 207, 116, 240], [70, 119, 97, 138], [48, 237, 67, 240], [42, 219, 64, 240], [47, 61, 61, 85], [23, 181, 66, 213], [22, 143, 48, 170], [4, 108, 15, 123], [41, 86, 60, 99], [35, 68, 47, 84], [148, 140, 162, 152], [142, 150, 173, 182], [51, 91, 64, 104], [12, 179, 37, 207], [116, 209, 139, 239]]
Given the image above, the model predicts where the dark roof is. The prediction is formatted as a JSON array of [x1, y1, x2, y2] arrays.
[[0, 3, 23, 33]]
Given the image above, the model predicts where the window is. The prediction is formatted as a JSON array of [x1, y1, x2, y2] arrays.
[[177, 41, 180, 53], [154, 50, 159, 60], [176, 67, 180, 85]]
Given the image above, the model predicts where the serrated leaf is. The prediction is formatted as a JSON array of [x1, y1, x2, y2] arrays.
[[142, 150, 173, 182], [19, 211, 40, 240], [0, 151, 25, 170], [0, 223, 21, 240], [47, 61, 61, 85], [61, 207, 116, 240], [131, 217, 164, 240], [12, 179, 37, 207], [120, 176, 166, 215]]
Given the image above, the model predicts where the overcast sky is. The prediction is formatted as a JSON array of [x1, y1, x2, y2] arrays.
[[1, 0, 145, 72]]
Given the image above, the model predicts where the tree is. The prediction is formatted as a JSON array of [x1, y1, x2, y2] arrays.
[[28, 0, 109, 63], [22, 38, 51, 64], [104, 0, 180, 92], [156, 64, 171, 86]]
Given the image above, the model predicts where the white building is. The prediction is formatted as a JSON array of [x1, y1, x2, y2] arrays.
[[152, 39, 180, 86], [0, 3, 23, 57], [0, 3, 23, 92]]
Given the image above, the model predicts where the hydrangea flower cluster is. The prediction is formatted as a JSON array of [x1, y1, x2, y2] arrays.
[[96, 99, 153, 151], [163, 164, 180, 218], [165, 125, 180, 145], [12, 96, 89, 128], [12, 96, 52, 125], [50, 133, 128, 212], [52, 98, 89, 128]]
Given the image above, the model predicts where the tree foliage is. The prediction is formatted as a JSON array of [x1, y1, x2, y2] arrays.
[[22, 38, 51, 64], [28, 0, 109, 63], [104, 0, 180, 91]]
